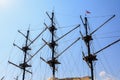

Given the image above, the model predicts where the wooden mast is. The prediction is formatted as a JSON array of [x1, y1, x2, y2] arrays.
[[80, 15, 119, 80], [8, 29, 32, 80]]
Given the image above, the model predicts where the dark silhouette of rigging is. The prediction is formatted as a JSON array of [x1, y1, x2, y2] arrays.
[[80, 15, 120, 80]]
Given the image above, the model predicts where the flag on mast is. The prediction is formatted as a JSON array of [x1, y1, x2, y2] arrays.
[[86, 10, 91, 14]]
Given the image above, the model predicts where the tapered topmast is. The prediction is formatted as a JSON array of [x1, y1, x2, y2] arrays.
[[40, 11, 80, 79], [48, 11, 58, 78], [43, 11, 60, 78], [80, 14, 120, 80], [8, 26, 47, 80], [8, 29, 32, 80]]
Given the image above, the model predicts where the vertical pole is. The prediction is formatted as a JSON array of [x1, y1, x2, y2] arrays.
[[84, 17, 94, 80], [51, 12, 55, 78], [90, 61, 94, 80], [22, 30, 29, 80], [84, 17, 88, 36]]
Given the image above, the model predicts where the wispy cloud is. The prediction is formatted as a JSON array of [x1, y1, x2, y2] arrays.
[[99, 71, 118, 80]]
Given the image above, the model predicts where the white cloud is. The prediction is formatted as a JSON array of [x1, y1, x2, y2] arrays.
[[99, 71, 117, 80], [99, 71, 106, 77]]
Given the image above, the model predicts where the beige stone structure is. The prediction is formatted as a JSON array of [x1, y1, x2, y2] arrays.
[[48, 76, 91, 80]]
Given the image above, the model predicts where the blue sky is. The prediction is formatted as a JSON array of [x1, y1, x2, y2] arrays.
[[0, 0, 120, 80]]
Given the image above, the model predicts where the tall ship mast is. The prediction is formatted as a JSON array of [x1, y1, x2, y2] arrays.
[[80, 14, 120, 80], [41, 11, 82, 80], [8, 29, 32, 80], [5, 11, 120, 80]]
